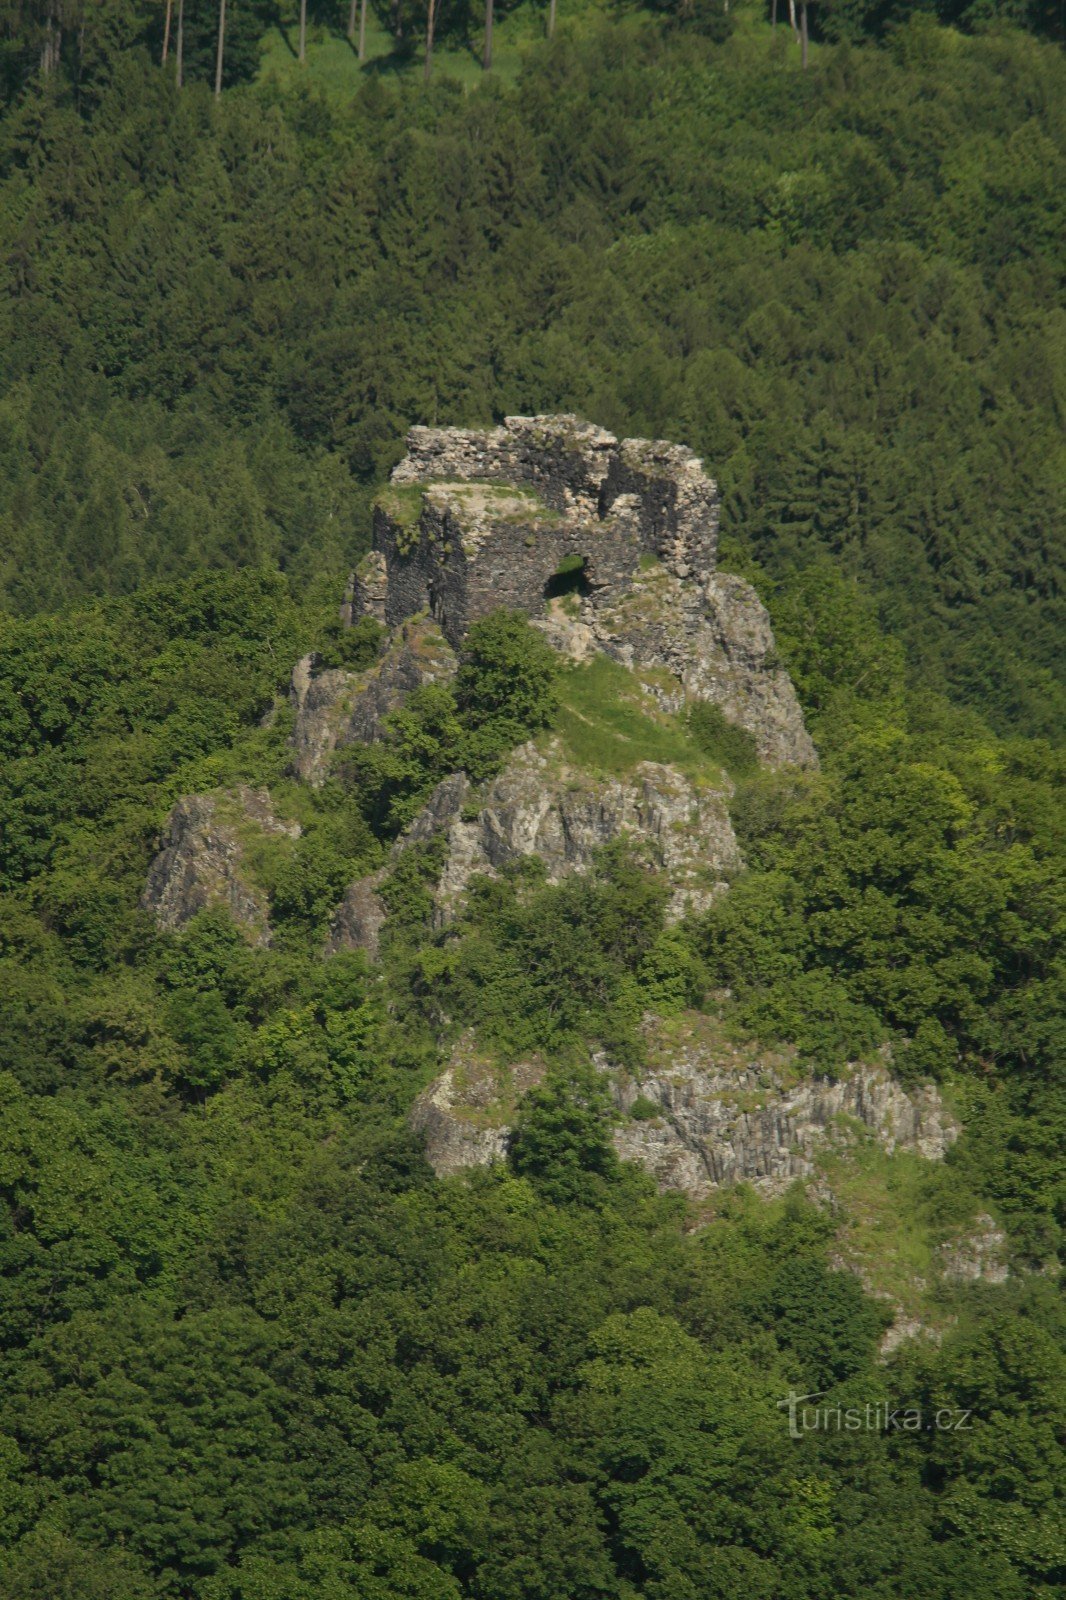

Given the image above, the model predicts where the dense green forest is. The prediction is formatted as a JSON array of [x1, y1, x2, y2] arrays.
[[0, 2, 1063, 1597]]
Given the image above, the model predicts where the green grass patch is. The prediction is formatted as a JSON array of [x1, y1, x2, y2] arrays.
[[816, 1139, 988, 1317], [376, 483, 425, 532], [256, 0, 580, 98], [552, 654, 724, 781]]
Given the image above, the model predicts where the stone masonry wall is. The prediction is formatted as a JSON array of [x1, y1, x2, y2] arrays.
[[374, 415, 720, 647]]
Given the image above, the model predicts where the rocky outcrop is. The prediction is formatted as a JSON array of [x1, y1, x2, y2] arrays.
[[373, 416, 719, 648], [610, 1051, 956, 1199], [592, 564, 817, 770], [409, 1035, 546, 1177], [360, 417, 815, 769], [325, 870, 388, 959], [398, 739, 742, 923], [141, 787, 300, 945], [938, 1214, 1009, 1284], [289, 618, 457, 786], [407, 1016, 958, 1196]]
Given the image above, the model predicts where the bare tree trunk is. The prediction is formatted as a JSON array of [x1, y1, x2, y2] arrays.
[[483, 0, 492, 68], [40, 2, 61, 74], [348, 0, 357, 41], [771, 0, 777, 29], [787, 0, 798, 37], [176, 0, 184, 84], [424, 0, 435, 78], [214, 0, 226, 96], [163, 0, 173, 62], [299, 0, 307, 61], [548, 0, 556, 34], [359, 0, 367, 57], [800, 0, 808, 66]]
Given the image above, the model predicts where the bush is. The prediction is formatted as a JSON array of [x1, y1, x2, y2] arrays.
[[686, 703, 759, 777]]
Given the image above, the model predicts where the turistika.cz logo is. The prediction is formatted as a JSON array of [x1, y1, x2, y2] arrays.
[[779, 1390, 973, 1439]]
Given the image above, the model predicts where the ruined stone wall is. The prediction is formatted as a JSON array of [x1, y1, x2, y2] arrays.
[[372, 415, 721, 646], [374, 504, 439, 632], [604, 438, 718, 579]]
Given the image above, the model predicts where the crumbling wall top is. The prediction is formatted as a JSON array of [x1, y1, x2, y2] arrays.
[[390, 414, 718, 560]]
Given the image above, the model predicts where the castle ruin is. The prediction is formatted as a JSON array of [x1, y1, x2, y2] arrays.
[[351, 415, 719, 649]]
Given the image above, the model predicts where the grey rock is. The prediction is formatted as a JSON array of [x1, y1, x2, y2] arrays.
[[363, 415, 814, 767], [610, 1043, 957, 1200], [325, 870, 389, 959], [592, 565, 817, 770], [938, 1214, 1009, 1284], [346, 549, 388, 626], [408, 1035, 546, 1176], [289, 618, 457, 786], [142, 787, 300, 945], [373, 415, 719, 648], [406, 1023, 956, 1199], [406, 738, 742, 923]]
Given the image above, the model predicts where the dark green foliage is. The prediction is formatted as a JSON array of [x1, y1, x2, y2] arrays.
[[687, 700, 759, 776], [315, 616, 386, 673], [0, 20, 1060, 739], [345, 610, 558, 830], [436, 845, 670, 1064], [509, 1062, 621, 1204], [754, 1255, 891, 1387]]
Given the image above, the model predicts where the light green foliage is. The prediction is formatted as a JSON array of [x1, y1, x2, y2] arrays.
[[454, 609, 560, 779], [347, 610, 559, 829]]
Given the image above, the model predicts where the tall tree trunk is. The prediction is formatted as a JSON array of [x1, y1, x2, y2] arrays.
[[359, 0, 367, 58], [424, 0, 435, 79], [787, 0, 798, 37], [771, 0, 777, 29], [548, 0, 556, 35], [348, 0, 357, 42], [214, 0, 226, 96], [299, 0, 307, 61], [40, 2, 61, 74], [800, 0, 808, 67], [483, 0, 493, 68], [176, 0, 184, 84], [163, 0, 173, 63]]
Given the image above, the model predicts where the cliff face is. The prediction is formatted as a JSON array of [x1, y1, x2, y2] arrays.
[[403, 740, 742, 923], [141, 787, 300, 945], [289, 618, 457, 787], [592, 565, 817, 769], [407, 1015, 958, 1199], [408, 1034, 546, 1178], [310, 416, 818, 950], [609, 1046, 957, 1199]]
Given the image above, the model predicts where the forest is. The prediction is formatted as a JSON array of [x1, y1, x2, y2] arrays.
[[0, 0, 1063, 1596]]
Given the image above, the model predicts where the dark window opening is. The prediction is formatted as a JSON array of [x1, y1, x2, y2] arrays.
[[544, 554, 591, 600]]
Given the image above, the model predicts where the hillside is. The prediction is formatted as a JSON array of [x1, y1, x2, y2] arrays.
[[0, 7, 1062, 732], [0, 7, 1064, 1599]]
